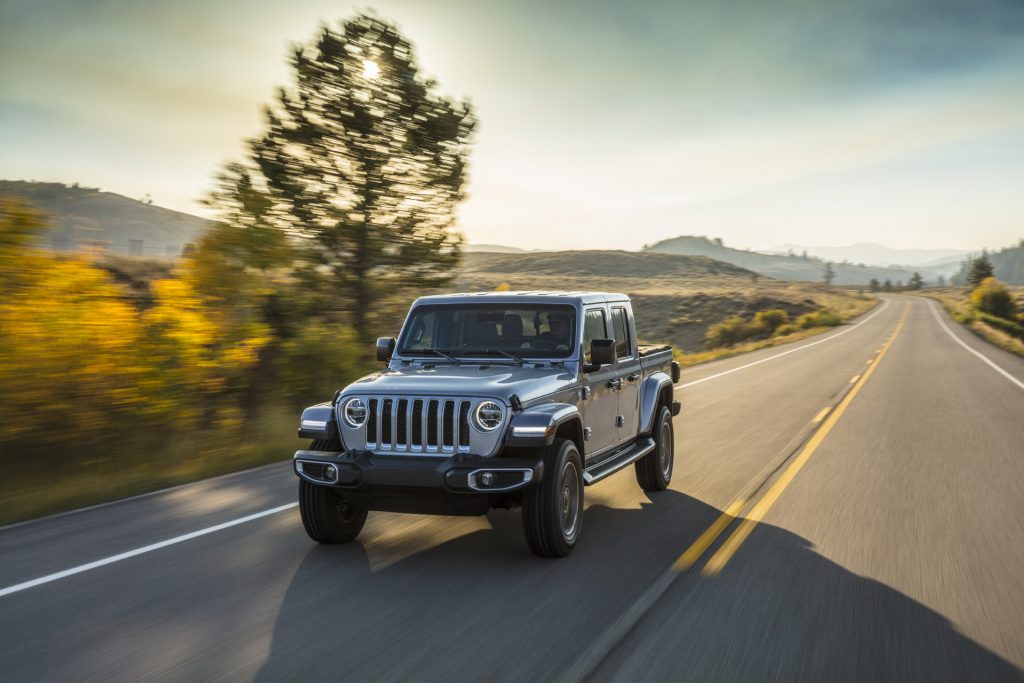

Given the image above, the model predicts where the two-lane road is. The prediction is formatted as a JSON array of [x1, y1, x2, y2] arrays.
[[2, 295, 1023, 681]]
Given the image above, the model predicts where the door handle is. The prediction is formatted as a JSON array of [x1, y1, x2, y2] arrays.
[[608, 378, 623, 390], [627, 373, 640, 383]]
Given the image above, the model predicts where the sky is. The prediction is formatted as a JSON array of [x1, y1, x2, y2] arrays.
[[1, 0, 1023, 252]]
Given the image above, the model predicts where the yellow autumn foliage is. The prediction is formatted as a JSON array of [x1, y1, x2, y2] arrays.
[[0, 199, 272, 448]]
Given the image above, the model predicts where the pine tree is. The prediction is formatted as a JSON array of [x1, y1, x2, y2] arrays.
[[967, 254, 995, 289], [209, 14, 475, 342], [823, 261, 836, 286]]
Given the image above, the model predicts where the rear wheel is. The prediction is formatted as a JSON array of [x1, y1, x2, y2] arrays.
[[522, 438, 584, 557], [635, 405, 673, 492], [298, 438, 367, 544]]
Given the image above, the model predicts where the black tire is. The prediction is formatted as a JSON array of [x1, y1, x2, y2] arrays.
[[298, 438, 368, 544], [522, 438, 584, 558], [635, 405, 673, 492]]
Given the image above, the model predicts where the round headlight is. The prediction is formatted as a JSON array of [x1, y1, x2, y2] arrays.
[[342, 398, 367, 428], [473, 401, 503, 431]]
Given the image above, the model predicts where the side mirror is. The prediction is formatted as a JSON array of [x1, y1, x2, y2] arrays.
[[588, 339, 616, 369], [376, 337, 396, 362]]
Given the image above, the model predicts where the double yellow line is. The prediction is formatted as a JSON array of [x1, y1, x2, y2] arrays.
[[675, 303, 909, 576]]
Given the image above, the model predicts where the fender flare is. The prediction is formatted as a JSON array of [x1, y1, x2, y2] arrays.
[[638, 372, 673, 435], [504, 402, 582, 448], [298, 402, 339, 441]]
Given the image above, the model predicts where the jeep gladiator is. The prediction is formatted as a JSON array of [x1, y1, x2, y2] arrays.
[[294, 291, 680, 557]]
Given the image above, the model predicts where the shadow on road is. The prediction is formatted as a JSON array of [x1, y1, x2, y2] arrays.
[[255, 489, 1022, 682]]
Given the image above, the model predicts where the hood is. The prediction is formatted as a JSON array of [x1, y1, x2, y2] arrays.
[[345, 363, 576, 405]]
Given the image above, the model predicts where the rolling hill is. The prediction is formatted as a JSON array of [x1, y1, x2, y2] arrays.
[[954, 242, 1024, 285], [769, 242, 969, 267], [456, 250, 871, 352], [0, 180, 213, 258], [645, 235, 954, 286]]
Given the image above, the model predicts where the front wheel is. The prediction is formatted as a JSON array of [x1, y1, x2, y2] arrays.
[[298, 438, 367, 544], [522, 438, 584, 557], [635, 405, 674, 492]]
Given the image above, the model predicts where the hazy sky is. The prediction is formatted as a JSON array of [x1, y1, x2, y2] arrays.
[[2, 0, 1022, 251]]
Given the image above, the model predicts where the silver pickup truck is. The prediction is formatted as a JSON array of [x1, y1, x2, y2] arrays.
[[293, 291, 681, 557]]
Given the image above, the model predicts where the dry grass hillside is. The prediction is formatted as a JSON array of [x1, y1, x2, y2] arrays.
[[455, 250, 874, 352]]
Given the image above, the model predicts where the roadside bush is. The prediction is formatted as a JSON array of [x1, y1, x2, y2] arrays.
[[773, 323, 799, 337], [705, 316, 750, 347], [797, 308, 841, 329], [971, 277, 1017, 321], [753, 309, 788, 334]]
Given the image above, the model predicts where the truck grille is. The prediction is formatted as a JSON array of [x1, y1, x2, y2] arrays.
[[366, 397, 472, 454]]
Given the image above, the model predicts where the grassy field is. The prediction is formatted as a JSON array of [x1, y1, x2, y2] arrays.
[[458, 250, 876, 354], [918, 287, 1024, 359]]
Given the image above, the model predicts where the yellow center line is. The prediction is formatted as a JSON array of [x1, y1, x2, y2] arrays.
[[673, 498, 746, 571], [700, 303, 910, 576], [811, 407, 830, 424]]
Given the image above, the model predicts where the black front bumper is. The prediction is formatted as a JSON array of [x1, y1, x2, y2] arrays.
[[293, 449, 544, 516]]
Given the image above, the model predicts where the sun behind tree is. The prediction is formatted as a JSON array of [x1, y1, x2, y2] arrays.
[[208, 13, 476, 343]]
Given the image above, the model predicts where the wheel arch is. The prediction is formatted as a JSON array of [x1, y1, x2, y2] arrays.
[[639, 372, 674, 435]]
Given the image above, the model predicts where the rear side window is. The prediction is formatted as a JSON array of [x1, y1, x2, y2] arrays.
[[582, 308, 607, 363], [611, 307, 630, 358]]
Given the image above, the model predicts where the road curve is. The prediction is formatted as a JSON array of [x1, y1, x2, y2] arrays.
[[1, 295, 1023, 682]]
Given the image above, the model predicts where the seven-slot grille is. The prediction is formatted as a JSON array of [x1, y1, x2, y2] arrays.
[[366, 397, 473, 454]]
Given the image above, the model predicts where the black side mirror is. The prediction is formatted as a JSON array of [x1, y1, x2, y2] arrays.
[[588, 339, 616, 369], [376, 337, 396, 362]]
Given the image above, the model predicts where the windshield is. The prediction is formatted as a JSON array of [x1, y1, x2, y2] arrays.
[[397, 304, 577, 359]]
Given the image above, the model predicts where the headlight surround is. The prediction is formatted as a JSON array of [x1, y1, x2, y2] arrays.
[[473, 400, 504, 431], [342, 398, 367, 428]]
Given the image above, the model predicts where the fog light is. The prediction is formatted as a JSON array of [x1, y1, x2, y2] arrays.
[[480, 472, 495, 487], [325, 464, 338, 482]]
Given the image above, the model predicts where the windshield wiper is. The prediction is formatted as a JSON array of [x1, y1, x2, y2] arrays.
[[419, 348, 461, 364], [465, 349, 526, 366]]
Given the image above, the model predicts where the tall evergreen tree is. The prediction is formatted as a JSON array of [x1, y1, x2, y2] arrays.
[[823, 261, 836, 286], [908, 272, 925, 290], [210, 14, 475, 342], [967, 254, 994, 289]]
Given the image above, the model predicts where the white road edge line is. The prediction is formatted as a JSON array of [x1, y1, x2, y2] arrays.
[[928, 300, 1024, 392], [0, 503, 298, 598], [677, 298, 892, 390]]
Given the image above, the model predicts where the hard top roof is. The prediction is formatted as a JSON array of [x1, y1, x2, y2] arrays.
[[412, 291, 630, 306]]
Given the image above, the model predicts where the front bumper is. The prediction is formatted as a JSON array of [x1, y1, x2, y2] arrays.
[[293, 449, 544, 515]]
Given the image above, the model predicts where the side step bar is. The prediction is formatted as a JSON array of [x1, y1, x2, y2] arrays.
[[583, 437, 656, 485]]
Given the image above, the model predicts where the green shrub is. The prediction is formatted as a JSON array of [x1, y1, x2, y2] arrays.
[[971, 277, 1017, 321], [705, 316, 749, 347], [797, 308, 842, 329], [753, 309, 789, 333], [773, 323, 799, 336]]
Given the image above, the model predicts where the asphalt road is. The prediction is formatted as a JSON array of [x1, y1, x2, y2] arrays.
[[2, 294, 1024, 681]]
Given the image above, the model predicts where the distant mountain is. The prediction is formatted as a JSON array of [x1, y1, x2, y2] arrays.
[[769, 242, 970, 267], [953, 242, 1024, 285], [463, 243, 528, 253], [646, 235, 949, 286], [0, 180, 214, 258]]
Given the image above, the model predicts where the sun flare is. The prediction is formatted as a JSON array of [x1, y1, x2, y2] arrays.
[[362, 59, 379, 79]]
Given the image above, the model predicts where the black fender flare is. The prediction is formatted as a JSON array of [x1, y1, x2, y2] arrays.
[[298, 402, 338, 441], [638, 372, 674, 435], [504, 402, 582, 448]]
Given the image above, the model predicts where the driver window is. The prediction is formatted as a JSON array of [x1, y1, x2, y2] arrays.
[[582, 308, 607, 364]]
